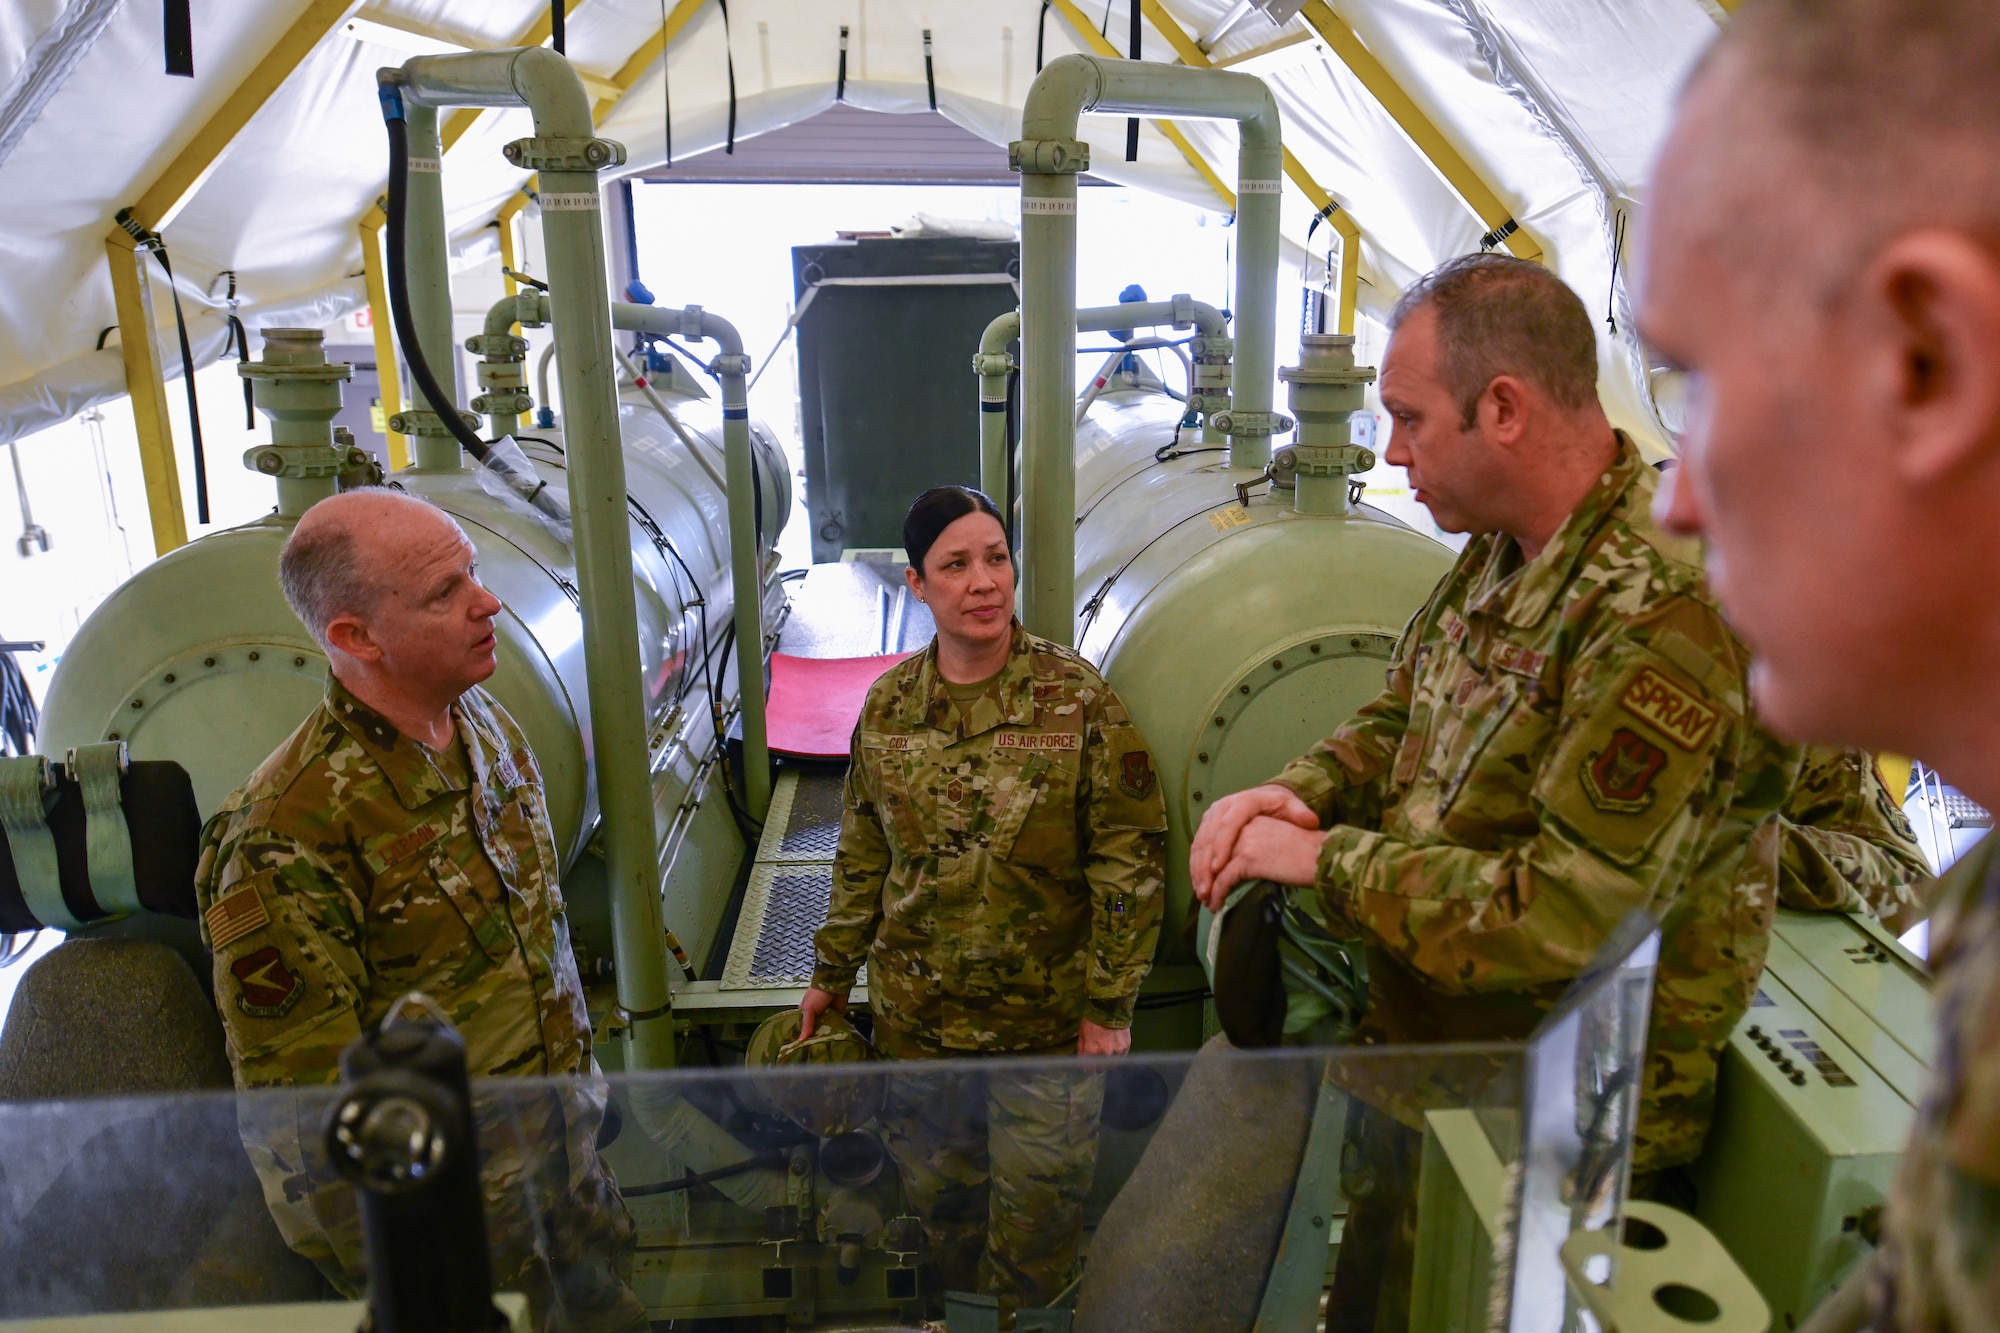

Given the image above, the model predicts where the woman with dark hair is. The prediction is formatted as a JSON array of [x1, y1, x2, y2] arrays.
[[801, 484, 1167, 1313]]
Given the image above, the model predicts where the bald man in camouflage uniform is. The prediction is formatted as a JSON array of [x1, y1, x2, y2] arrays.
[[194, 490, 644, 1332], [811, 624, 1166, 1310]]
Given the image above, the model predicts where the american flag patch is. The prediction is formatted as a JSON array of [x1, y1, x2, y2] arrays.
[[205, 886, 270, 950]]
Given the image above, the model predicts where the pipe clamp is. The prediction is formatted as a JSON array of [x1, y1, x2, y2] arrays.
[[390, 407, 482, 438], [503, 136, 628, 172], [465, 333, 528, 358], [972, 351, 1014, 377], [1009, 138, 1090, 174], [1211, 409, 1294, 439]]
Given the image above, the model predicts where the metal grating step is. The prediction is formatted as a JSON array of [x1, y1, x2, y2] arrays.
[[754, 769, 847, 864], [724, 768, 859, 990], [722, 861, 866, 989]]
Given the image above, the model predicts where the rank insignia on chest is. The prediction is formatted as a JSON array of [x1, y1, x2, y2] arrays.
[[230, 946, 303, 1018], [946, 778, 965, 804], [1119, 751, 1157, 800], [1581, 728, 1668, 813]]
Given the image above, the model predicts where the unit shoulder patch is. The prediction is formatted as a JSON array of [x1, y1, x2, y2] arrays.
[[1619, 665, 1719, 751], [230, 945, 303, 1019], [994, 730, 1081, 752], [1118, 751, 1157, 800], [205, 885, 270, 951], [1581, 728, 1669, 813]]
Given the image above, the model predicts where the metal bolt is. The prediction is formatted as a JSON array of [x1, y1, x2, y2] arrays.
[[204, 657, 215, 667], [1239, 685, 1250, 695], [248, 651, 260, 661], [294, 656, 306, 667], [131, 699, 143, 709], [107, 732, 119, 741], [1350, 638, 1362, 649], [1214, 716, 1226, 727], [1197, 752, 1209, 763], [1272, 659, 1282, 670], [1312, 1216, 1325, 1228], [163, 673, 175, 684], [1192, 791, 1203, 801], [1310, 644, 1321, 654]]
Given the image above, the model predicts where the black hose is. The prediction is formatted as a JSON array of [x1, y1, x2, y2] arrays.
[[622, 1151, 785, 1196], [380, 89, 566, 525]]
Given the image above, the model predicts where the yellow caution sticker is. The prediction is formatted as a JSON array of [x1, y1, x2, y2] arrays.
[[1208, 506, 1253, 534]]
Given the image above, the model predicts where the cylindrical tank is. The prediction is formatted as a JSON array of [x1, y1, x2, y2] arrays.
[[1072, 379, 1455, 954], [37, 375, 791, 884]]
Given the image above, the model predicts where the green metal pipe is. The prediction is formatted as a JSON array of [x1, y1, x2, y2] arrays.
[[391, 47, 675, 1070], [1016, 55, 1287, 643], [976, 295, 1230, 518], [400, 105, 465, 474], [975, 311, 1019, 506], [582, 296, 772, 823]]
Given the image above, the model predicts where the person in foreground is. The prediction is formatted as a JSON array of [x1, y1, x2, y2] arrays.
[[801, 486, 1167, 1311], [193, 488, 644, 1332], [1187, 253, 1795, 1330], [1642, 0, 2000, 1326]]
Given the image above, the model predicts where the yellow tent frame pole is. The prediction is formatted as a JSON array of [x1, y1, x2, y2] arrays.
[[1139, 0, 1360, 331], [1045, 0, 1237, 209], [102, 0, 357, 549], [1297, 1, 1543, 264], [358, 205, 408, 471], [105, 237, 188, 555]]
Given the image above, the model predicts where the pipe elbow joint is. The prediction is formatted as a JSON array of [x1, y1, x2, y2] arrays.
[[1021, 53, 1101, 141], [507, 45, 594, 134]]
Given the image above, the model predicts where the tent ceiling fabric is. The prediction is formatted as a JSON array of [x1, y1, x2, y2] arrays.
[[0, 0, 1721, 451]]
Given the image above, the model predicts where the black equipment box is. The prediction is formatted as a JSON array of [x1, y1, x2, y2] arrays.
[[791, 236, 1019, 562]]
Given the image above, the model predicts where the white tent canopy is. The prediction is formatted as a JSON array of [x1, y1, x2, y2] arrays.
[[0, 0, 1721, 456]]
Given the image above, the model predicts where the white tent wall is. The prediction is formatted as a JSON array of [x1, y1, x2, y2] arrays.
[[0, 0, 1726, 463]]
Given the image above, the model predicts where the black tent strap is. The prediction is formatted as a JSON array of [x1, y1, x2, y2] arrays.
[[1479, 217, 1520, 251], [162, 0, 192, 77], [552, 0, 566, 55], [113, 208, 210, 525], [923, 29, 936, 111], [1036, 1, 1052, 73], [836, 24, 848, 101], [218, 271, 252, 429], [1304, 198, 1341, 243], [1126, 0, 1140, 162], [718, 0, 737, 153], [1605, 208, 1628, 335]]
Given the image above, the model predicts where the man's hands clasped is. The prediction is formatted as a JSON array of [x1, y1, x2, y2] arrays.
[[1189, 783, 1329, 910]]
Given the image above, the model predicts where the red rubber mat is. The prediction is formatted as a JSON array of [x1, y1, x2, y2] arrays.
[[765, 652, 915, 757]]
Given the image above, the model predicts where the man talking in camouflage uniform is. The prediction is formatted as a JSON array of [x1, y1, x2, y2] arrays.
[[1644, 1, 2000, 1326], [193, 489, 645, 1332], [804, 486, 1167, 1315], [1190, 254, 1797, 1329]]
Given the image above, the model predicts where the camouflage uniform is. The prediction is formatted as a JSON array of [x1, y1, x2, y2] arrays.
[[811, 623, 1166, 1306], [1875, 835, 2000, 1331], [1263, 437, 1795, 1171], [1779, 746, 1930, 922], [194, 676, 644, 1332]]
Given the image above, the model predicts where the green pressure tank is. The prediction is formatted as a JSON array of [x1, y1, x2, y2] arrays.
[[1072, 334, 1456, 953], [36, 366, 790, 964]]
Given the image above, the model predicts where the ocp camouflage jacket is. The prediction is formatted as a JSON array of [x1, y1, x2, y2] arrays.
[[193, 677, 619, 1291], [1268, 436, 1797, 1169], [813, 624, 1167, 1052]]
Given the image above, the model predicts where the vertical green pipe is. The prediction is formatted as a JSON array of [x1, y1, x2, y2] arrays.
[[975, 311, 1019, 507], [1228, 141, 1283, 472], [538, 189, 676, 1071], [402, 105, 464, 474], [1015, 59, 1092, 645], [718, 365, 771, 823], [397, 46, 675, 1070]]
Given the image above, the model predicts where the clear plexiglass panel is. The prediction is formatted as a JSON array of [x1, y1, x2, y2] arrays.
[[0, 925, 1656, 1332]]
